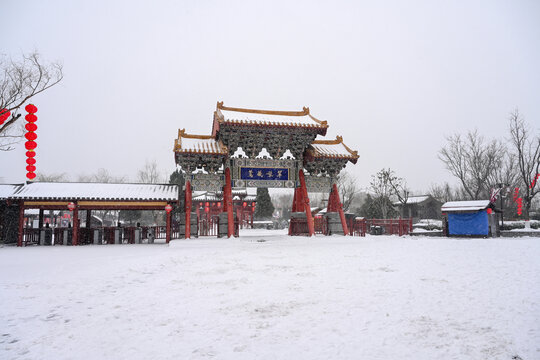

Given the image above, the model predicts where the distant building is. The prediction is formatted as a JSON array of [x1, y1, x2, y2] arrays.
[[393, 195, 442, 221]]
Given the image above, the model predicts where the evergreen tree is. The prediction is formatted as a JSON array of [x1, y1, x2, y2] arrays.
[[254, 188, 275, 220], [169, 169, 185, 222], [118, 210, 142, 225]]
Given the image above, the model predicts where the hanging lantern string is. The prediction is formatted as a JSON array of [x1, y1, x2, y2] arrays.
[[24, 104, 38, 180]]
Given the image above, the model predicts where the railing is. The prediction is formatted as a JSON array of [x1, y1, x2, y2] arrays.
[[351, 218, 367, 237], [313, 217, 328, 235], [365, 218, 412, 236], [199, 216, 218, 236], [23, 228, 40, 245]]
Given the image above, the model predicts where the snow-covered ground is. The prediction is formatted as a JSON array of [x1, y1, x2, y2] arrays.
[[1, 229, 539, 360]]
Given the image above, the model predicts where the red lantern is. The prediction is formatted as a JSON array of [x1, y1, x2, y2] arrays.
[[205, 206, 209, 213], [25, 123, 37, 132], [26, 151, 36, 158], [487, 208, 492, 214], [165, 204, 173, 214], [251, 202, 256, 207], [26, 165, 36, 172], [67, 202, 76, 211], [243, 202, 247, 207], [25, 141, 37, 150], [26, 158, 36, 165], [25, 114, 37, 122], [25, 132, 37, 141], [25, 104, 38, 113], [217, 202, 221, 208], [26, 172, 36, 180], [205, 202, 209, 207]]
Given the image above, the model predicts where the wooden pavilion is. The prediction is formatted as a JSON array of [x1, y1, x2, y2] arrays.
[[5, 182, 179, 246]]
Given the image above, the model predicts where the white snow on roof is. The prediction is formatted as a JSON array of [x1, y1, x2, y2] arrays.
[[441, 200, 491, 212], [178, 137, 225, 154], [393, 195, 431, 206], [219, 109, 324, 128], [0, 184, 22, 199], [9, 182, 179, 201], [312, 142, 354, 157]]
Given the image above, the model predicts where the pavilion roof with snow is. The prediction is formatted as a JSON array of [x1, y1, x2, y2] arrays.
[[174, 102, 359, 178]]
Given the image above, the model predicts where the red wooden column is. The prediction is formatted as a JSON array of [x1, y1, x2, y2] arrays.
[[166, 208, 172, 243], [185, 181, 192, 239], [298, 170, 314, 236], [72, 203, 79, 246], [224, 167, 234, 237], [17, 203, 24, 247], [332, 183, 349, 235], [288, 187, 299, 235]]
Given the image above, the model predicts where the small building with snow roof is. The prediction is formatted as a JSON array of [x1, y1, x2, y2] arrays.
[[393, 195, 442, 221], [441, 200, 499, 237]]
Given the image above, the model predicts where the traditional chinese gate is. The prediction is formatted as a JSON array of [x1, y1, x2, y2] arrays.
[[174, 102, 359, 238]]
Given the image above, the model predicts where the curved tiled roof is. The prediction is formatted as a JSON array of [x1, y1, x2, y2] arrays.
[[214, 102, 328, 130], [174, 129, 228, 155], [309, 136, 359, 162]]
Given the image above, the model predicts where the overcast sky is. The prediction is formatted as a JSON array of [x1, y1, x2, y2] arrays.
[[1, 0, 539, 193]]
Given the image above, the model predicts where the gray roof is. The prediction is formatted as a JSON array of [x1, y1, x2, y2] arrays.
[[7, 182, 179, 201]]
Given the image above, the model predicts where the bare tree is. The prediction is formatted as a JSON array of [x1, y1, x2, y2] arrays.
[[439, 130, 506, 200], [138, 160, 164, 184], [77, 168, 126, 183], [36, 172, 69, 182], [0, 52, 63, 151], [429, 182, 459, 203], [387, 172, 409, 217], [369, 169, 395, 219], [336, 171, 359, 211], [508, 109, 540, 220]]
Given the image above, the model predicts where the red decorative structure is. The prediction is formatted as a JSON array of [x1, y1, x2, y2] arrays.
[[0, 108, 11, 125], [24, 104, 38, 180], [327, 183, 349, 235], [165, 204, 173, 243], [224, 168, 234, 237], [185, 181, 192, 239]]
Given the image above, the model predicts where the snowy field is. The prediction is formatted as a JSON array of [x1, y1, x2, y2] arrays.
[[1, 230, 539, 360]]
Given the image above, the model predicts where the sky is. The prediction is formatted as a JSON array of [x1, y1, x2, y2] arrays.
[[1, 0, 539, 193]]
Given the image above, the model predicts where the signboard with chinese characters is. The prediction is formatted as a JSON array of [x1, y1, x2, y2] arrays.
[[231, 158, 298, 188]]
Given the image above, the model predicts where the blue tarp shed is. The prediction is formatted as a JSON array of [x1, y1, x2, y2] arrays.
[[442, 200, 494, 237]]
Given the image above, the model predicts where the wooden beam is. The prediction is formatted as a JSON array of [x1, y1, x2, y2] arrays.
[[185, 181, 192, 239], [17, 204, 24, 247], [299, 170, 314, 236], [72, 203, 79, 246]]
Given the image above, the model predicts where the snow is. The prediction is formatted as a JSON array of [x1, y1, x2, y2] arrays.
[[442, 200, 491, 212], [219, 109, 324, 128], [393, 195, 430, 205], [1, 230, 539, 360], [178, 137, 225, 154], [311, 142, 355, 157], [8, 182, 179, 201]]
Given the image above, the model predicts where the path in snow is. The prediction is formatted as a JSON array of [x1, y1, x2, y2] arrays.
[[1, 230, 539, 360]]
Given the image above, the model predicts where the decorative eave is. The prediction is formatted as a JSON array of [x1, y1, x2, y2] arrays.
[[174, 128, 228, 155], [212, 101, 328, 135], [308, 136, 359, 164]]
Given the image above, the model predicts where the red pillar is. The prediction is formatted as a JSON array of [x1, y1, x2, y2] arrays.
[[298, 170, 314, 237], [224, 168, 234, 237], [185, 181, 192, 239], [72, 203, 79, 246], [333, 184, 349, 235], [166, 208, 172, 243], [17, 203, 24, 247]]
